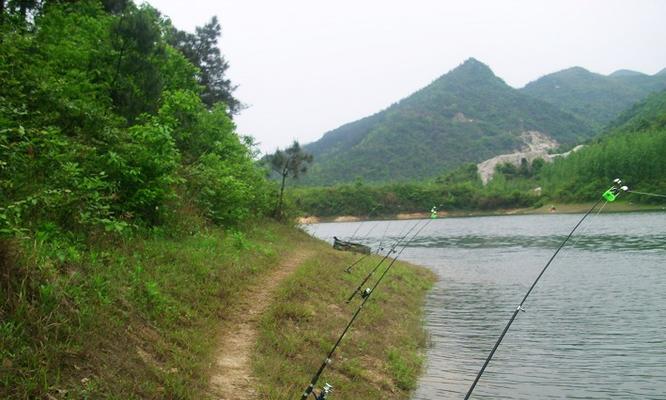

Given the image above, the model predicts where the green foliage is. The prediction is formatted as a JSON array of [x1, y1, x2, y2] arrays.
[[292, 175, 537, 218], [522, 67, 666, 129], [188, 152, 271, 226], [494, 157, 544, 181], [605, 89, 666, 134], [297, 90, 666, 216], [265, 141, 313, 218], [436, 162, 482, 184], [167, 16, 241, 113], [1, 13, 278, 398], [538, 90, 666, 203], [0, 1, 273, 238], [302, 58, 595, 185]]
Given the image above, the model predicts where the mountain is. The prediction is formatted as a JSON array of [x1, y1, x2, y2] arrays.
[[608, 69, 646, 77], [302, 58, 594, 185], [521, 67, 666, 128], [605, 89, 666, 134], [540, 89, 666, 199]]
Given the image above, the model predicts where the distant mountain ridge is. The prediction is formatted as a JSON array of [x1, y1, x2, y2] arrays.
[[520, 66, 666, 128], [608, 69, 646, 77], [302, 58, 594, 185]]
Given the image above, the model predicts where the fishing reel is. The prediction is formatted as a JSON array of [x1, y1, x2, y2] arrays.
[[314, 383, 333, 400], [361, 287, 372, 299], [603, 178, 629, 202]]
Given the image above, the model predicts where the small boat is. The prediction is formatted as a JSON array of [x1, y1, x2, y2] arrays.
[[333, 236, 371, 254]]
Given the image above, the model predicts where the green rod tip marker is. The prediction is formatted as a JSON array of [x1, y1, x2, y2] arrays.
[[603, 178, 629, 202]]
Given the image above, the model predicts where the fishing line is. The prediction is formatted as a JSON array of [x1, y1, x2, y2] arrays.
[[348, 221, 364, 242], [375, 221, 392, 254], [626, 189, 666, 199], [343, 223, 380, 273], [362, 222, 379, 242], [344, 222, 394, 274], [299, 218, 433, 400], [345, 219, 425, 303], [348, 205, 382, 242], [464, 180, 627, 399]]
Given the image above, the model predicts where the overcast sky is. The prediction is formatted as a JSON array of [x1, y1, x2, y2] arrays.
[[145, 0, 666, 154]]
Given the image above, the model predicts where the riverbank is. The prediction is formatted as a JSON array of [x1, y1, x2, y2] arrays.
[[254, 240, 436, 398], [297, 201, 666, 224], [1, 221, 435, 399]]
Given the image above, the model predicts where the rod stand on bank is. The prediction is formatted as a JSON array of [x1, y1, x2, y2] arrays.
[[299, 215, 435, 400], [345, 220, 421, 303], [303, 382, 333, 400], [463, 179, 628, 399]]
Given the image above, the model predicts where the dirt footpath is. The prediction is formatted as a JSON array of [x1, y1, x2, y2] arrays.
[[208, 249, 314, 399]]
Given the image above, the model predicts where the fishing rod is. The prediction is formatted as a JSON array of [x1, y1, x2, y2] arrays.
[[349, 204, 380, 242], [347, 205, 382, 242], [345, 219, 425, 303], [343, 253, 371, 274], [347, 222, 364, 243], [345, 221, 405, 273], [299, 218, 434, 400], [344, 222, 390, 273], [463, 179, 628, 399], [375, 221, 392, 254], [342, 223, 378, 273]]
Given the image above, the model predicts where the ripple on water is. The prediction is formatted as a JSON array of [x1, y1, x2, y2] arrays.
[[307, 213, 666, 399]]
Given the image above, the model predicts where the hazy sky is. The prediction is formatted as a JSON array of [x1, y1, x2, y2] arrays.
[[145, 0, 666, 154]]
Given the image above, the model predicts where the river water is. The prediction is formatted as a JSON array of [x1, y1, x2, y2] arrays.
[[304, 212, 666, 399]]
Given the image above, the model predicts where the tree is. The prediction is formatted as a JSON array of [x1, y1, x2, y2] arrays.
[[167, 16, 241, 114], [266, 141, 313, 218], [109, 4, 165, 122]]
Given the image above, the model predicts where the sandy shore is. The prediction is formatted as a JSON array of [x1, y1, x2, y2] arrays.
[[296, 202, 666, 224]]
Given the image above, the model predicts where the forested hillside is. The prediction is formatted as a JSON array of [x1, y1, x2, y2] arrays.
[[302, 58, 594, 185], [0, 2, 277, 397], [521, 66, 666, 128], [0, 0, 273, 237], [294, 91, 666, 217], [540, 89, 666, 200]]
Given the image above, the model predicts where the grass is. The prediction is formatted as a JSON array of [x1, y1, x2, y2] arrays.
[[0, 220, 302, 399], [1, 220, 436, 399], [253, 238, 437, 399]]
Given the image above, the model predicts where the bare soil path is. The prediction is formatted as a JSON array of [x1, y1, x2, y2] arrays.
[[208, 249, 314, 399]]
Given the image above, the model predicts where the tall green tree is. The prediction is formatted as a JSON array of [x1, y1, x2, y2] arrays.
[[109, 4, 166, 122], [267, 141, 313, 218], [167, 16, 240, 113]]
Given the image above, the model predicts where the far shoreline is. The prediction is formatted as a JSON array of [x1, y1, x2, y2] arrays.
[[297, 201, 666, 224]]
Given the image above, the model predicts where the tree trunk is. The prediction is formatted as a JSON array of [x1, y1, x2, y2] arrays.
[[275, 171, 287, 218], [0, 0, 5, 27], [19, 1, 26, 21]]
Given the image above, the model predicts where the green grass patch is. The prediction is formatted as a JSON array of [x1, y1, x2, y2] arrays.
[[0, 220, 302, 399], [254, 240, 437, 399]]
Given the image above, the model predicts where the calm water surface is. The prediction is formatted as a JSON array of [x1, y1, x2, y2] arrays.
[[305, 212, 666, 399]]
